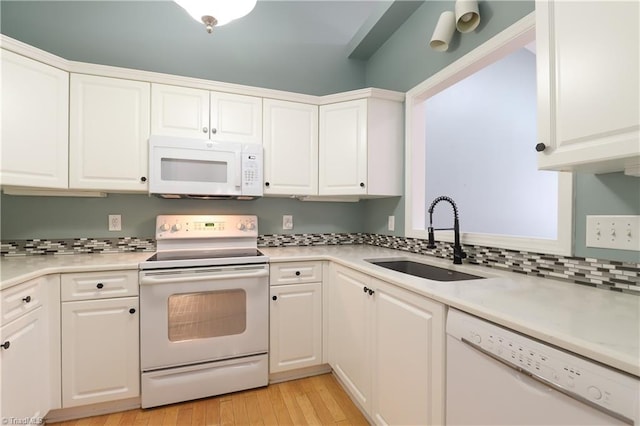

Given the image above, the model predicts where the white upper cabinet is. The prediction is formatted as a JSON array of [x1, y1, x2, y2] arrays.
[[536, 0, 640, 175], [319, 97, 403, 197], [1, 49, 69, 189], [151, 83, 262, 144], [70, 74, 150, 191], [263, 99, 318, 196], [210, 91, 262, 144]]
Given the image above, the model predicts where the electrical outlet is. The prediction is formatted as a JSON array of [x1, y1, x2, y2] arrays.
[[388, 215, 395, 231], [108, 214, 122, 231], [586, 215, 640, 251], [283, 215, 293, 230]]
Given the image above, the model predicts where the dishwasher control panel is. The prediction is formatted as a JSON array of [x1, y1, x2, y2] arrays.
[[447, 309, 639, 424]]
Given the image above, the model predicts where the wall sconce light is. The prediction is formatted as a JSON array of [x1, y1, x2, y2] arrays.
[[429, 11, 456, 52], [429, 0, 481, 51], [455, 0, 480, 33]]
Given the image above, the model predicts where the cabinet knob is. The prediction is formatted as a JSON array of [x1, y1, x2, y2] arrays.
[[535, 143, 547, 152], [265, 182, 270, 187], [1, 341, 9, 350], [203, 127, 208, 133], [140, 176, 147, 182], [295, 271, 301, 276], [211, 128, 217, 134], [363, 286, 369, 294], [368, 289, 375, 296], [272, 295, 278, 301], [96, 283, 104, 289], [360, 182, 365, 188], [129, 308, 136, 314], [22, 296, 31, 303]]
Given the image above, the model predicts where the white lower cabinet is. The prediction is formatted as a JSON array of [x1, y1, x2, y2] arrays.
[[0, 275, 60, 422], [1, 306, 48, 421], [61, 271, 139, 408], [328, 264, 445, 425], [269, 261, 323, 373]]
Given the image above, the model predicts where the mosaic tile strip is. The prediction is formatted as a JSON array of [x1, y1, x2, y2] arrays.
[[0, 237, 156, 256], [258, 233, 366, 247], [2, 233, 638, 294], [363, 234, 640, 295]]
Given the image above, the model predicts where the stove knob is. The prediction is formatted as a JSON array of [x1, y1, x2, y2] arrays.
[[247, 222, 256, 230], [172, 224, 182, 232], [159, 223, 170, 232], [237, 222, 246, 231]]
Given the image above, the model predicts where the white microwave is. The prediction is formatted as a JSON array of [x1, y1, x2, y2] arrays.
[[148, 135, 263, 200]]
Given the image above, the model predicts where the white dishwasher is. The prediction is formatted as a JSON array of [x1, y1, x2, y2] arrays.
[[446, 309, 639, 425]]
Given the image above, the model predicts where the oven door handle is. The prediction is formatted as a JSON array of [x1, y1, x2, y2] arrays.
[[140, 268, 268, 285]]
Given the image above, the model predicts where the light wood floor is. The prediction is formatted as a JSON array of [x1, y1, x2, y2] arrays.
[[51, 373, 369, 426]]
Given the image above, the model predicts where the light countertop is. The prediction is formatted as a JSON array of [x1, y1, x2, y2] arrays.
[[1, 246, 638, 377], [260, 245, 640, 377]]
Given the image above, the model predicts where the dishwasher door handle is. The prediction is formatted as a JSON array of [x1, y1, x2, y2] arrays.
[[460, 338, 634, 425]]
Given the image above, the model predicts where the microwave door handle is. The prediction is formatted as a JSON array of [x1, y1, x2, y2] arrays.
[[235, 152, 242, 188]]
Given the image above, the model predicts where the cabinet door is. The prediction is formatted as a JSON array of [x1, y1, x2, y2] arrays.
[[536, 0, 639, 173], [151, 84, 210, 139], [70, 74, 150, 191], [319, 100, 368, 195], [0, 306, 47, 421], [327, 264, 372, 411], [263, 99, 318, 195], [61, 297, 139, 407], [1, 50, 69, 188], [269, 282, 322, 373], [371, 279, 445, 426], [210, 91, 262, 144]]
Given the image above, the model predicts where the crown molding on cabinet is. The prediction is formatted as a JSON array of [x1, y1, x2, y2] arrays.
[[0, 35, 404, 105]]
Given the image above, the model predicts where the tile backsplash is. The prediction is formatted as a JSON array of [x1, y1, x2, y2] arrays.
[[2, 233, 638, 294]]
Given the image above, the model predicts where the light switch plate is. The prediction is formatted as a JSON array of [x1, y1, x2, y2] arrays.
[[586, 215, 640, 251]]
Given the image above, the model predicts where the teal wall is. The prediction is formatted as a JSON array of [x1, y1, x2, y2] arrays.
[[0, 193, 364, 239], [1, 1, 638, 263], [361, 0, 640, 263], [0, 1, 366, 96], [574, 174, 640, 263]]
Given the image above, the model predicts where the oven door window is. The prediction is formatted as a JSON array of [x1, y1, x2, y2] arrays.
[[167, 290, 246, 342]]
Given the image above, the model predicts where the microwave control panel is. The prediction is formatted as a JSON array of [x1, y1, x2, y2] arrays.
[[242, 145, 263, 197]]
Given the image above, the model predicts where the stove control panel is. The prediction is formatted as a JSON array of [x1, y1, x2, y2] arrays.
[[155, 215, 258, 239]]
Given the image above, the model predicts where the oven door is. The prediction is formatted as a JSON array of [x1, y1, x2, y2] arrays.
[[149, 138, 242, 196], [139, 264, 268, 371]]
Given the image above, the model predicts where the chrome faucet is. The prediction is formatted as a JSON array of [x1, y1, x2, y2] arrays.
[[426, 196, 466, 264]]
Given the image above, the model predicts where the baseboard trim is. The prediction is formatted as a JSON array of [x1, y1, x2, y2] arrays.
[[269, 364, 332, 384], [45, 397, 140, 423]]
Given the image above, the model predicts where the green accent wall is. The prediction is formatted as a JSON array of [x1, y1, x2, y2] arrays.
[[1, 0, 638, 263], [0, 193, 364, 239], [362, 0, 640, 262]]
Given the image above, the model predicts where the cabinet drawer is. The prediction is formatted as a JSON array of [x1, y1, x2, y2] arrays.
[[61, 270, 138, 301], [1, 276, 46, 326], [270, 262, 322, 285]]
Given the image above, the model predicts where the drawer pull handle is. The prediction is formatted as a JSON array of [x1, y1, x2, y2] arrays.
[[96, 283, 104, 289], [129, 308, 136, 314], [22, 296, 31, 303], [295, 271, 301, 276], [1, 341, 9, 350]]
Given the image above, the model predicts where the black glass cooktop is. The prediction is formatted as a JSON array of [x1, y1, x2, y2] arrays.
[[145, 249, 264, 262]]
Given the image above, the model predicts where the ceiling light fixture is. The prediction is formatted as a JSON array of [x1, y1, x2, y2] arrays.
[[174, 0, 257, 33]]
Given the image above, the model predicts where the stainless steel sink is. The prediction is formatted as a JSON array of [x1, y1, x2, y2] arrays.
[[368, 259, 484, 282]]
